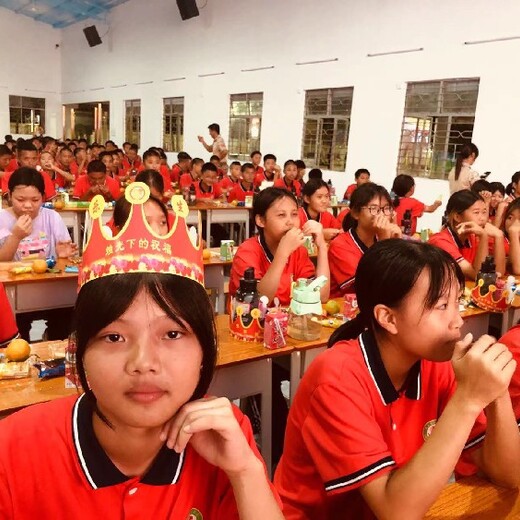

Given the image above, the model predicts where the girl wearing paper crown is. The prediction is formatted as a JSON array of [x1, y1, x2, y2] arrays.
[[0, 183, 283, 519]]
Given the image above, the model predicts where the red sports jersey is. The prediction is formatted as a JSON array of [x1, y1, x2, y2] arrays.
[[73, 175, 121, 202], [6, 158, 18, 172], [0, 283, 18, 347], [194, 181, 222, 200], [394, 197, 425, 235], [274, 178, 302, 198], [0, 394, 277, 519], [170, 164, 182, 183], [274, 330, 486, 520], [328, 229, 370, 297], [428, 226, 478, 265], [227, 182, 256, 203], [298, 207, 341, 230], [122, 157, 142, 173], [229, 235, 315, 306], [70, 160, 87, 178]]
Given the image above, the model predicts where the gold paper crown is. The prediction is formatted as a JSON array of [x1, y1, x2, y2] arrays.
[[470, 279, 511, 313], [79, 183, 203, 288]]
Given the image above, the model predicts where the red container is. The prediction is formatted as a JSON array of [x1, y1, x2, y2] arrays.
[[343, 294, 358, 321], [263, 310, 288, 349]]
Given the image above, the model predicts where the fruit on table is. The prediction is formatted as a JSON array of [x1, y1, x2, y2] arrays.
[[324, 299, 340, 316], [53, 199, 65, 210], [5, 338, 31, 362], [32, 259, 48, 274], [202, 249, 211, 260]]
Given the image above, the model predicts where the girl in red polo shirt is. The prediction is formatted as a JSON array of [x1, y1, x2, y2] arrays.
[[328, 183, 401, 297], [428, 190, 505, 280], [275, 239, 520, 520], [503, 198, 520, 275], [230, 187, 330, 306], [391, 174, 441, 235], [0, 193, 283, 519], [273, 160, 302, 199], [298, 179, 341, 241]]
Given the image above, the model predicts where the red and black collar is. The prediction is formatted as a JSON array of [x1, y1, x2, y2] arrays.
[[72, 394, 185, 489], [303, 206, 321, 223], [446, 225, 470, 249], [257, 234, 274, 263], [359, 330, 422, 405], [199, 181, 213, 194]]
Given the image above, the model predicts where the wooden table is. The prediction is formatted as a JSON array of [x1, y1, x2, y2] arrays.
[[0, 315, 299, 475], [426, 476, 520, 518], [0, 259, 78, 314]]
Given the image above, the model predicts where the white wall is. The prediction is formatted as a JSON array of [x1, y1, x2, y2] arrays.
[[38, 0, 520, 230], [0, 7, 62, 139]]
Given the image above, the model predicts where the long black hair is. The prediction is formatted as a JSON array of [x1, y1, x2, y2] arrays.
[[443, 189, 483, 228], [329, 239, 464, 346], [454, 143, 479, 181], [73, 273, 217, 408]]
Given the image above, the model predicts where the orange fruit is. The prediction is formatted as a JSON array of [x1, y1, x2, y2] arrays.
[[32, 259, 48, 274], [202, 249, 211, 260], [5, 338, 31, 362]]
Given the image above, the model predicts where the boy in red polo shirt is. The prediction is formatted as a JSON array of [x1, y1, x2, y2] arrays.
[[0, 145, 12, 188], [344, 168, 370, 200], [179, 158, 203, 189], [275, 239, 520, 520], [139, 148, 173, 198], [73, 160, 120, 202], [254, 153, 280, 187], [122, 143, 141, 174], [251, 150, 263, 177], [228, 163, 257, 203], [194, 162, 223, 201], [274, 160, 302, 198], [220, 160, 242, 196], [70, 147, 88, 178], [170, 151, 191, 183]]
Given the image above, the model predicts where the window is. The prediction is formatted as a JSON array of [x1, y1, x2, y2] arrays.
[[228, 93, 263, 160], [397, 78, 480, 179], [163, 97, 184, 152], [301, 87, 353, 171], [9, 95, 45, 135], [125, 99, 141, 146]]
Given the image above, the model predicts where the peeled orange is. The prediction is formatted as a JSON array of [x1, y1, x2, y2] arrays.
[[32, 259, 48, 274]]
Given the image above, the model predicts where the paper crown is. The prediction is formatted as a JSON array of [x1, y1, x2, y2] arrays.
[[470, 279, 512, 313], [230, 306, 265, 342], [79, 183, 203, 288]]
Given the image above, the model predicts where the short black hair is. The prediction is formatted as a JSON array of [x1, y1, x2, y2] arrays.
[[177, 151, 191, 162], [8, 167, 45, 196], [87, 160, 106, 175], [208, 123, 220, 134], [230, 161, 241, 168], [143, 148, 161, 162], [241, 162, 254, 174], [209, 155, 220, 162], [129, 144, 139, 152], [98, 151, 113, 162], [17, 141, 38, 154], [250, 150, 261, 158], [202, 162, 218, 174], [308, 168, 323, 180], [354, 168, 370, 179], [263, 153, 276, 163], [295, 160, 306, 170], [0, 144, 11, 157]]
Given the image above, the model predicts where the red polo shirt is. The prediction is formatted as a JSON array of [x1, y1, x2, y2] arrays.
[[328, 229, 370, 297], [228, 182, 256, 203], [229, 235, 315, 306], [179, 173, 197, 189], [0, 394, 276, 519], [170, 164, 182, 183], [2, 169, 56, 201], [194, 181, 222, 200], [70, 160, 87, 178], [73, 175, 121, 202], [394, 197, 425, 235], [498, 325, 520, 421], [428, 226, 478, 265], [274, 330, 486, 520], [343, 183, 357, 200], [254, 165, 264, 177], [274, 178, 301, 198], [254, 170, 276, 188], [0, 283, 17, 347], [220, 176, 240, 192], [337, 207, 350, 227], [298, 207, 341, 230], [122, 157, 142, 172]]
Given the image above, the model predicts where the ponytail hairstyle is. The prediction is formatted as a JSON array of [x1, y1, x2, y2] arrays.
[[328, 239, 464, 346], [443, 189, 483, 228], [342, 183, 392, 232], [391, 174, 415, 208], [454, 143, 479, 181]]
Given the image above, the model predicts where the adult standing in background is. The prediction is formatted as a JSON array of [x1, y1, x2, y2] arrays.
[[448, 142, 480, 194], [198, 123, 228, 168]]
